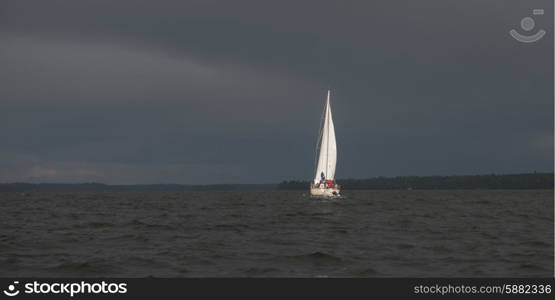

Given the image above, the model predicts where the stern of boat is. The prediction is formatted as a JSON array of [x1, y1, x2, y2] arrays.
[[310, 183, 341, 198]]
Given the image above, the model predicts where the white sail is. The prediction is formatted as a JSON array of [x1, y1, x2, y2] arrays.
[[314, 90, 337, 184]]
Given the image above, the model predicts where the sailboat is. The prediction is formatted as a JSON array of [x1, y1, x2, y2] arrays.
[[310, 90, 341, 197]]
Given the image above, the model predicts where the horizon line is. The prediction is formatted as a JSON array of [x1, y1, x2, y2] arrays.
[[1, 171, 552, 186]]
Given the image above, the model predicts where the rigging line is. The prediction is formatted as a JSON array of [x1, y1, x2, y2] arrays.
[[313, 93, 326, 183]]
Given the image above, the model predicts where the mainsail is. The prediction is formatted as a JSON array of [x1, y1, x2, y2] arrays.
[[313, 90, 337, 184]]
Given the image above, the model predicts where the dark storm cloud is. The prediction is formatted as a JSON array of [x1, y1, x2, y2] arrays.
[[0, 0, 552, 183]]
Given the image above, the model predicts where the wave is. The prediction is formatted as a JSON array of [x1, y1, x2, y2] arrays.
[[275, 252, 343, 264], [126, 219, 175, 230], [284, 211, 334, 217], [85, 221, 114, 228], [244, 267, 280, 275], [211, 223, 250, 232], [45, 261, 120, 274]]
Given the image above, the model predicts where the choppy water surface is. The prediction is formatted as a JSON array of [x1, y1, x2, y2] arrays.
[[0, 190, 552, 277]]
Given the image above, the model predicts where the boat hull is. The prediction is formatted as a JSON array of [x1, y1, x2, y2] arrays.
[[310, 185, 341, 198]]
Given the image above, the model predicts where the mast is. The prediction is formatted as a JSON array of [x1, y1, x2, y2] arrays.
[[326, 90, 330, 179]]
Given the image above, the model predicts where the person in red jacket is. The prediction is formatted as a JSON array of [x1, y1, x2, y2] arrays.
[[327, 180, 334, 188]]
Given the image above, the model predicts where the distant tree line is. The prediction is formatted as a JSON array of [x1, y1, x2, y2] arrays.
[[278, 173, 554, 190], [1, 173, 552, 192]]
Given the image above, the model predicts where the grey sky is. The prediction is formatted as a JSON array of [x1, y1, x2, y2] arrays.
[[1, 0, 553, 184]]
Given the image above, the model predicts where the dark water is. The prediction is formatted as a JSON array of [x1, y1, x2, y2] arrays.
[[0, 190, 553, 277]]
